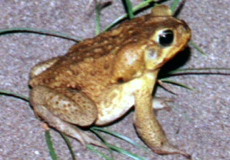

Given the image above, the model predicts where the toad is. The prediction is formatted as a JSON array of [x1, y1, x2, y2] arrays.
[[29, 4, 191, 157]]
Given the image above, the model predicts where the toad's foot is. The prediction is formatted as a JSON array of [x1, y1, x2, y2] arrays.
[[152, 97, 173, 111]]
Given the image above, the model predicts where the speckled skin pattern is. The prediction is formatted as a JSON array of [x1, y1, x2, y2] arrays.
[[29, 5, 191, 157]]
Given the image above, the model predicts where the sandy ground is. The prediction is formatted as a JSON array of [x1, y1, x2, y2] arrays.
[[0, 0, 229, 160]]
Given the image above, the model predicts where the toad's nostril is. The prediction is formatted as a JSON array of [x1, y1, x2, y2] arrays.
[[117, 77, 124, 83]]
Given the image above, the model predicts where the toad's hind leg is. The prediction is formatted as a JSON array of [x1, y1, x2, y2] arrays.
[[30, 86, 105, 147], [35, 104, 105, 147]]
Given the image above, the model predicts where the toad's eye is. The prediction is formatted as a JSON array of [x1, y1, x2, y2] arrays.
[[158, 30, 174, 47]]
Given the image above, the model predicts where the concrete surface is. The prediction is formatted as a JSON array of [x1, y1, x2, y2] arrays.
[[0, 0, 229, 160]]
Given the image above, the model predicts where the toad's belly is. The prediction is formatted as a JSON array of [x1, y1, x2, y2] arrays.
[[95, 89, 135, 125], [94, 78, 144, 126]]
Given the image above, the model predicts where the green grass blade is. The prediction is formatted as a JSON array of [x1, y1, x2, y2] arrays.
[[86, 144, 113, 160], [123, 0, 134, 19], [183, 112, 192, 122], [170, 0, 180, 12], [159, 79, 196, 91], [92, 127, 150, 153], [0, 89, 28, 101], [107, 144, 148, 160], [168, 68, 230, 75], [189, 40, 206, 55], [45, 130, 58, 160], [0, 28, 82, 42], [59, 133, 76, 160], [103, 0, 158, 31], [90, 128, 114, 159], [95, 2, 101, 35]]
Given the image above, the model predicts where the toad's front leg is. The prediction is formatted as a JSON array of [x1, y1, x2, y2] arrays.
[[133, 72, 190, 157]]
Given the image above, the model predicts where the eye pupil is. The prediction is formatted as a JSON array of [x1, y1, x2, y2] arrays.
[[159, 30, 174, 47]]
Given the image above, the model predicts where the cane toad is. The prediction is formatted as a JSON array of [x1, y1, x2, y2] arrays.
[[29, 4, 191, 157]]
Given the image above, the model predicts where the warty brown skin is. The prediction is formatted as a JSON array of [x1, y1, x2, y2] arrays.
[[29, 4, 191, 157]]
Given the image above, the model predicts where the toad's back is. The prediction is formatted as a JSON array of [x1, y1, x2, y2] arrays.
[[29, 12, 185, 91]]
